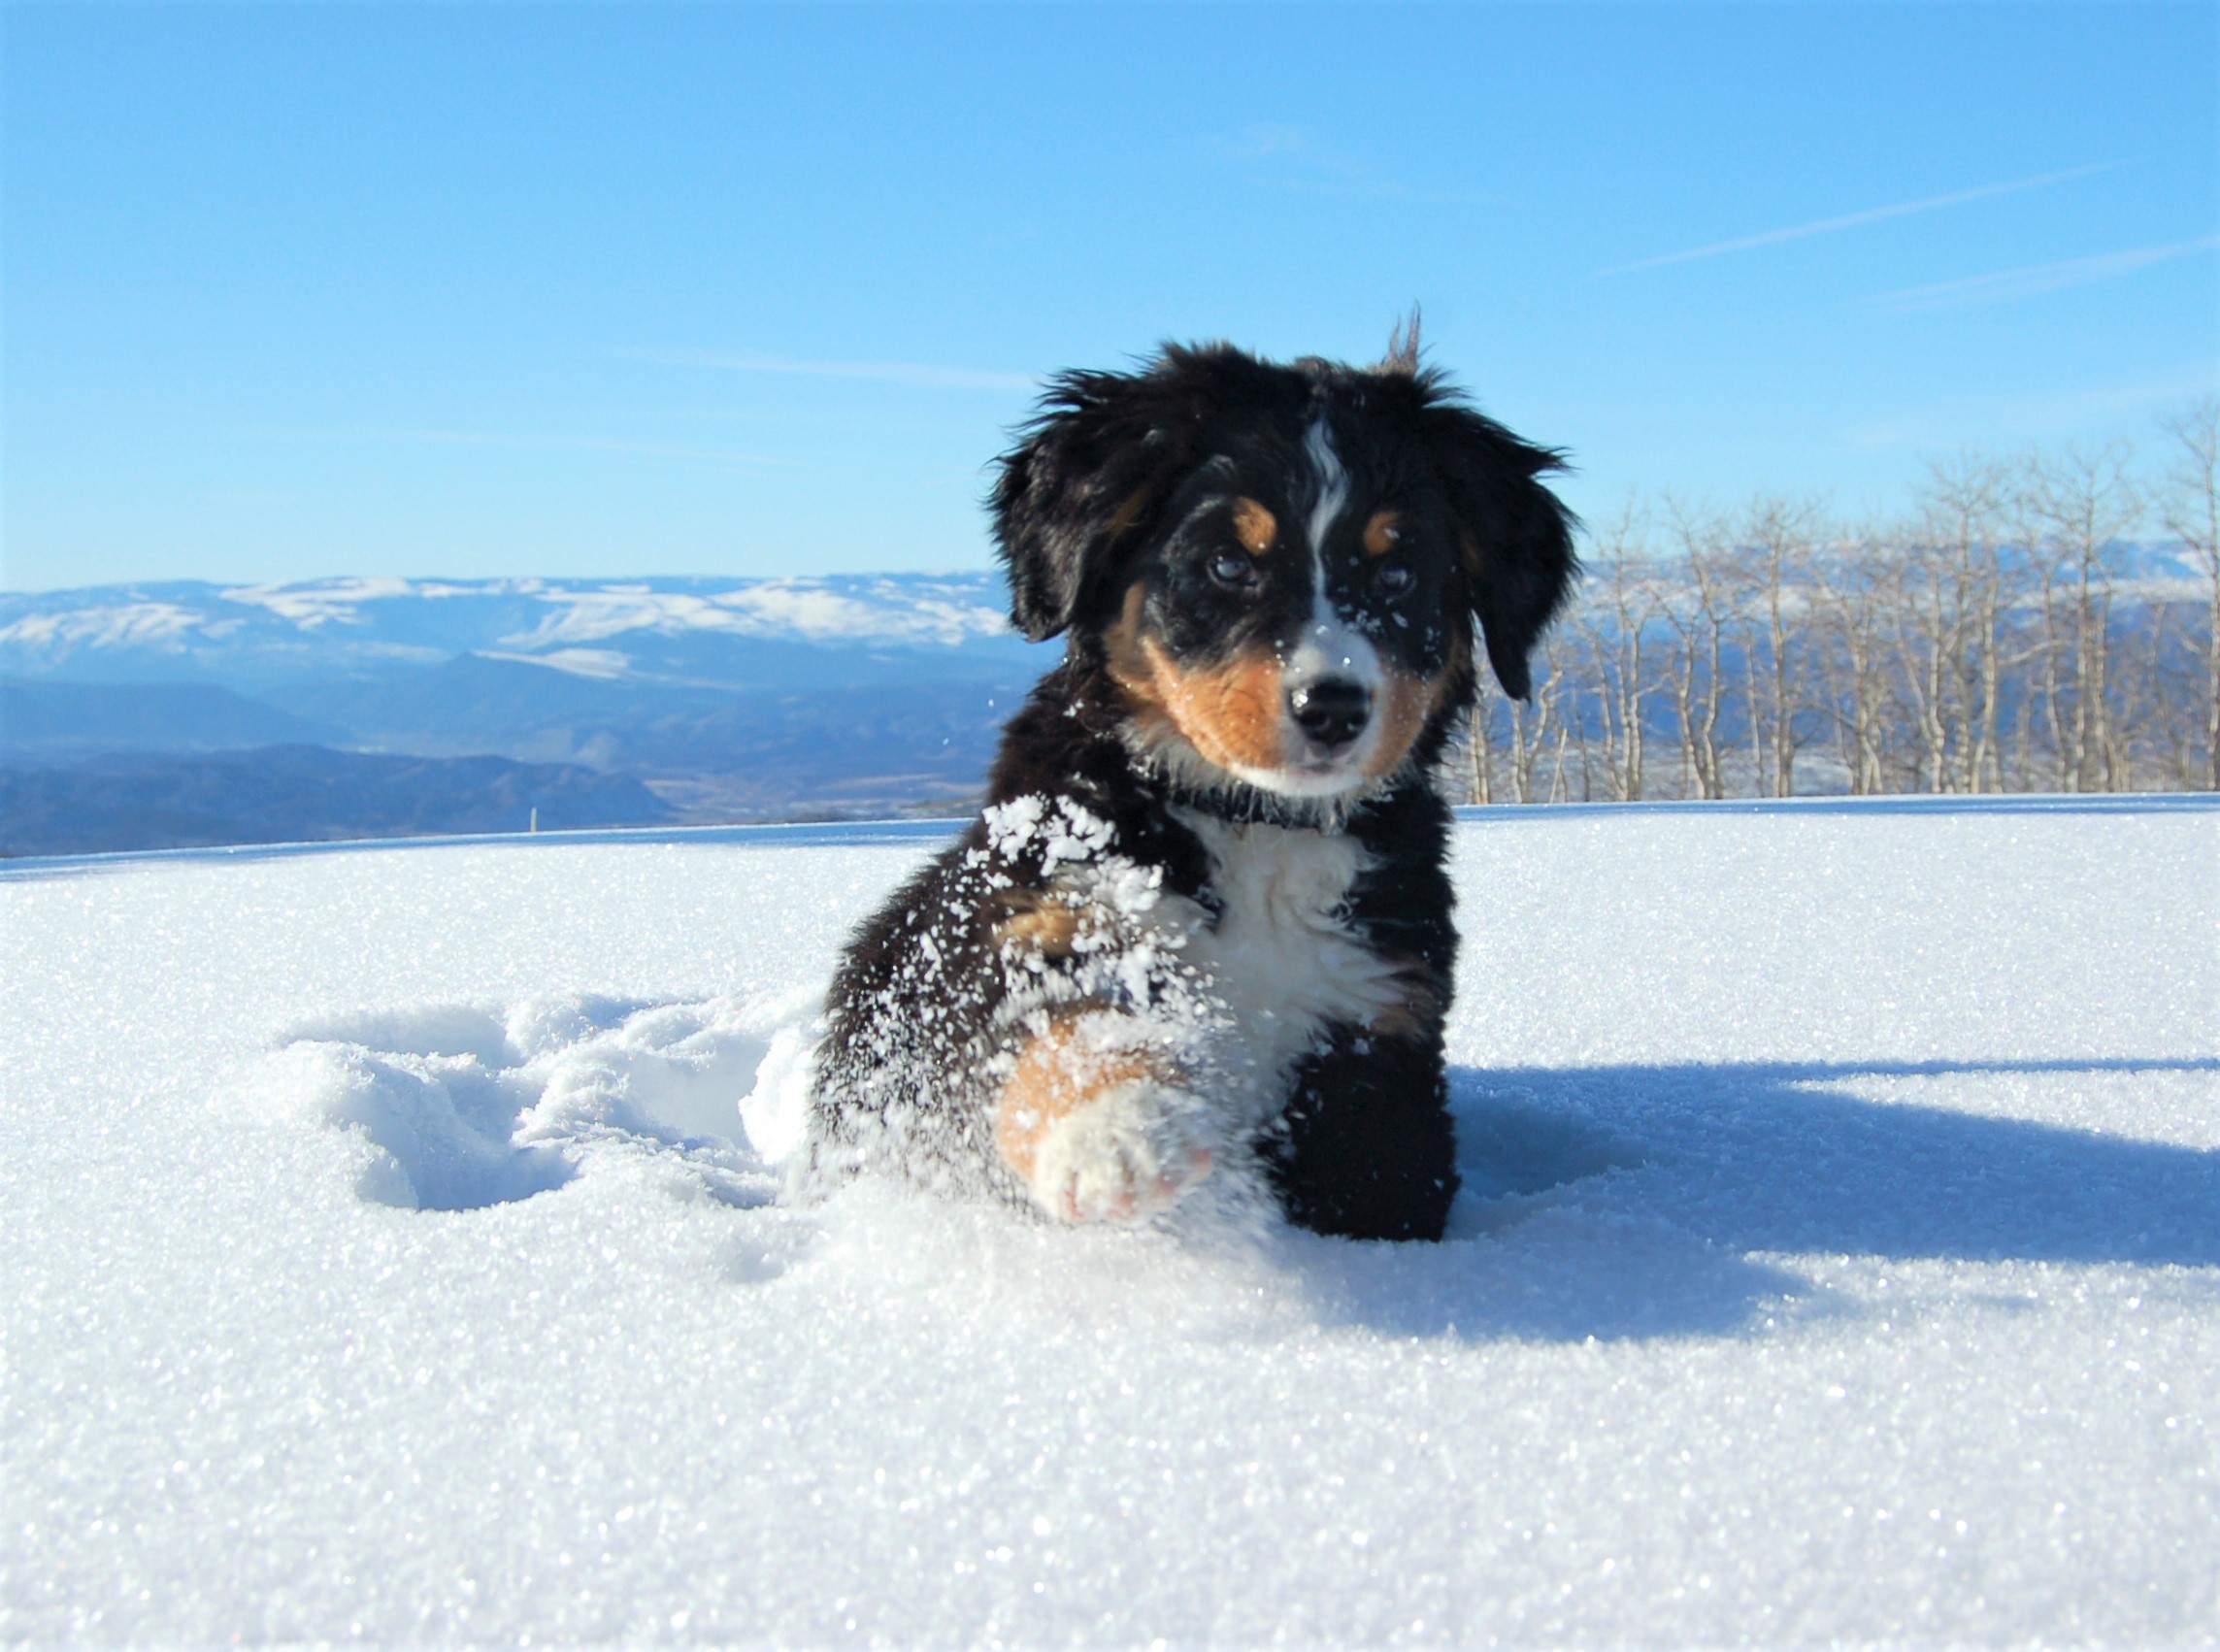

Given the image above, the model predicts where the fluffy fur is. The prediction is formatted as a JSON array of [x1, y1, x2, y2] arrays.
[[804, 338, 1575, 1239]]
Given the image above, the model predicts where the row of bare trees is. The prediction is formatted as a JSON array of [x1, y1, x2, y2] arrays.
[[1455, 402, 2220, 803]]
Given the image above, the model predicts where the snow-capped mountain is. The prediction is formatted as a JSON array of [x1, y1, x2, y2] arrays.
[[0, 575, 1058, 841], [0, 573, 1040, 690]]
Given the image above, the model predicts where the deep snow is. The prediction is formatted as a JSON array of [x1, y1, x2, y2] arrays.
[[2, 799, 2214, 1646]]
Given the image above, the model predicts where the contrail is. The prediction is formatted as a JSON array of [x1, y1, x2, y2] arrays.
[[1603, 163, 2115, 276]]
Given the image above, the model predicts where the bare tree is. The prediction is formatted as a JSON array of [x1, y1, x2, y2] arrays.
[[1503, 630, 1572, 803], [2159, 398, 2220, 788], [2023, 446, 2142, 790], [1572, 501, 1664, 800], [1460, 415, 2203, 809], [1734, 496, 1822, 797], [1462, 676, 1499, 805], [1809, 527, 1898, 794], [1889, 458, 2020, 792], [1658, 501, 1740, 799]]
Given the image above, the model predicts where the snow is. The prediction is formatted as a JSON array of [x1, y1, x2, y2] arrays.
[[3, 799, 2214, 1645], [505, 579, 1013, 650], [218, 578, 421, 628], [474, 647, 638, 680], [0, 601, 215, 652], [0, 575, 1028, 687]]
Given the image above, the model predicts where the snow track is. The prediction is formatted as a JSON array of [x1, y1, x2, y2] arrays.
[[3, 801, 2214, 1645]]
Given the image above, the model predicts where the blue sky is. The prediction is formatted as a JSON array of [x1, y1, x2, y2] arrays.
[[5, 2, 2214, 591]]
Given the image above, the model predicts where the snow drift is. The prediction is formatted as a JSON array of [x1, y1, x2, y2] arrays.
[[1, 799, 2213, 1645]]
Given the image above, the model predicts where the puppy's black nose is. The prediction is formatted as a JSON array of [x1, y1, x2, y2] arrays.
[[1288, 677, 1372, 750]]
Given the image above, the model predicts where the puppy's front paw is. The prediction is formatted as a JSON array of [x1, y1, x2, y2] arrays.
[[1026, 1081, 1213, 1224], [995, 1016, 1212, 1225]]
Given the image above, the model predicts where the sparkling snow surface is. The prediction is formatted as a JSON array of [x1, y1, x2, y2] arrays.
[[4, 801, 2215, 1646]]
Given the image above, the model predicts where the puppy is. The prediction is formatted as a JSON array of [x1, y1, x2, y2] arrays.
[[804, 338, 1574, 1239]]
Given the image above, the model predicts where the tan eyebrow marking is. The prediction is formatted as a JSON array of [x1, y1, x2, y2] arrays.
[[1363, 510, 1404, 558], [1231, 497, 1277, 556]]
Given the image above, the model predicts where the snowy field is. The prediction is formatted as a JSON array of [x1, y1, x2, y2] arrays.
[[4, 798, 2215, 1647]]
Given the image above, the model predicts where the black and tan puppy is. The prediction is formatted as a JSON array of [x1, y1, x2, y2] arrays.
[[805, 339, 1574, 1239]]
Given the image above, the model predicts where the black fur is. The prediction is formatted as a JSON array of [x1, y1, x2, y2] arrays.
[[807, 340, 1575, 1240]]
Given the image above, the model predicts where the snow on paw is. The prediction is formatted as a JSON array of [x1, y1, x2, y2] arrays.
[[1024, 1080, 1214, 1226], [994, 1013, 1210, 1224]]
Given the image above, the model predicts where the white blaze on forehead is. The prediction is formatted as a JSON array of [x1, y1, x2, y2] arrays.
[[1290, 414, 1380, 697], [1303, 418, 1349, 557]]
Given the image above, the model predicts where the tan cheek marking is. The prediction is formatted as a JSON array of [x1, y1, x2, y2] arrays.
[[1363, 511, 1403, 558], [1141, 640, 1286, 773], [1104, 580, 1289, 775], [1106, 583, 1182, 744], [1362, 666, 1440, 780], [1231, 497, 1277, 556], [996, 1017, 1170, 1182]]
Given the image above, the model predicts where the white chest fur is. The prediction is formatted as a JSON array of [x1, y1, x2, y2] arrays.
[[1172, 809, 1409, 1123]]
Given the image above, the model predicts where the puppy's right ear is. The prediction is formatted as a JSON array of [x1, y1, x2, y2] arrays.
[[991, 365, 1195, 643]]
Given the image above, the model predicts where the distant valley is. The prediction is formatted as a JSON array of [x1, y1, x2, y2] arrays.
[[0, 574, 1055, 853]]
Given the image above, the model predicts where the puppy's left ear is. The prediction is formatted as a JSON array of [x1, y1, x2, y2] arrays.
[[1420, 402, 1578, 700], [990, 364, 1198, 643]]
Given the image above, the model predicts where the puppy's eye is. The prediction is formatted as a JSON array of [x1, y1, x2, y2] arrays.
[[1208, 552, 1259, 589], [1375, 563, 1415, 596]]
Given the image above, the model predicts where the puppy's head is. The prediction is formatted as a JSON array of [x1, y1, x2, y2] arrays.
[[992, 341, 1576, 800]]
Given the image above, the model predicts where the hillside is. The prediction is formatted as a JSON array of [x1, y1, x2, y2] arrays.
[[0, 744, 674, 856], [0, 677, 350, 759], [3, 798, 2212, 1644], [0, 575, 1056, 833]]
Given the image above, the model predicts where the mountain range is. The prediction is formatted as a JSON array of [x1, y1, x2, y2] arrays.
[[0, 574, 1057, 851]]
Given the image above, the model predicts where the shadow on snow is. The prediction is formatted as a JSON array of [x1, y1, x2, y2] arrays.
[[1281, 1056, 2219, 1345], [290, 995, 2218, 1349]]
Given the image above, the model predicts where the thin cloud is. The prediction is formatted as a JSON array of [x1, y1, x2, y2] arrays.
[[1862, 235, 2220, 314], [249, 424, 793, 467], [1222, 122, 1366, 179], [624, 348, 1036, 393], [1846, 363, 2220, 451], [1604, 163, 2116, 276], [1216, 123, 1502, 208]]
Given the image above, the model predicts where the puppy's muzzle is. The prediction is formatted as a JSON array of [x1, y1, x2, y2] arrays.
[[1288, 677, 1372, 752]]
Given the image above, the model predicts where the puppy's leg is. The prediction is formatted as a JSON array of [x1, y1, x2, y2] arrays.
[[1268, 1023, 1458, 1240], [996, 1015, 1213, 1224]]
